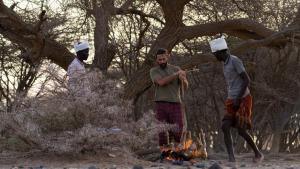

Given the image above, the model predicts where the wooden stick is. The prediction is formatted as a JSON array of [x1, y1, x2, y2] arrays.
[[200, 129, 207, 148], [198, 132, 203, 146], [188, 130, 192, 140], [166, 131, 170, 145], [186, 68, 200, 73], [182, 131, 187, 148]]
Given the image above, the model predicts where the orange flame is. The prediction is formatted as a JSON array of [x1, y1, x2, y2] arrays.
[[160, 130, 208, 162]]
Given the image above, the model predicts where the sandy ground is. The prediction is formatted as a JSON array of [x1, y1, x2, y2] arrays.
[[0, 151, 299, 169]]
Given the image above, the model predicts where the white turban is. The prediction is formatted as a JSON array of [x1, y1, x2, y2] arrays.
[[209, 37, 228, 52], [74, 41, 89, 53]]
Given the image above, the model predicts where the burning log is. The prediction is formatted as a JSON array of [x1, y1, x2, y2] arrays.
[[159, 130, 208, 164], [160, 149, 192, 161]]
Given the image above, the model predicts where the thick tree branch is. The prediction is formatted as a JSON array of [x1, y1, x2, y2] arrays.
[[0, 2, 74, 69], [156, 0, 191, 7], [232, 27, 300, 54], [9, 2, 18, 10], [180, 19, 275, 41]]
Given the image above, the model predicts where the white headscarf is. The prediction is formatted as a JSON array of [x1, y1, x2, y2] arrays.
[[209, 36, 228, 52], [74, 40, 89, 52]]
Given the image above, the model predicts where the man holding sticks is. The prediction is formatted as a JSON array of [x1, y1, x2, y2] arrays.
[[150, 48, 188, 149]]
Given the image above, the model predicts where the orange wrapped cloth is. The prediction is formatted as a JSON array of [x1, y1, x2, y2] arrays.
[[224, 95, 253, 129]]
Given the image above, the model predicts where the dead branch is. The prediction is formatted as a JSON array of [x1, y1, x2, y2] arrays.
[[115, 8, 164, 24]]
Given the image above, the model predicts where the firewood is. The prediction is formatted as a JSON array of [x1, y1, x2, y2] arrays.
[[198, 132, 203, 146], [188, 130, 192, 140], [181, 131, 187, 148], [200, 129, 207, 147], [166, 131, 170, 145]]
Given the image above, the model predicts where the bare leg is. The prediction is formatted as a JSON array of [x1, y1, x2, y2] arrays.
[[222, 119, 235, 162], [237, 128, 263, 161]]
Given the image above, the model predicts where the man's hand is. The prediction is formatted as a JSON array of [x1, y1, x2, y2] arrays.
[[178, 70, 188, 90], [178, 70, 186, 80], [233, 99, 241, 112], [156, 70, 183, 86]]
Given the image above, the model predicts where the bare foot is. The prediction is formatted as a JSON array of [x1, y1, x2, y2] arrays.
[[253, 153, 264, 163]]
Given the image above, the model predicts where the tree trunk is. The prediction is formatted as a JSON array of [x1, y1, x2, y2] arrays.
[[93, 0, 116, 72], [270, 131, 282, 153], [270, 109, 291, 153]]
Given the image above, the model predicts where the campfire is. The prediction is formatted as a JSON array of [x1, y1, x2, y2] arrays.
[[160, 130, 207, 165]]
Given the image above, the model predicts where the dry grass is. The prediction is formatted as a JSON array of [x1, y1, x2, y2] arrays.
[[0, 69, 173, 154]]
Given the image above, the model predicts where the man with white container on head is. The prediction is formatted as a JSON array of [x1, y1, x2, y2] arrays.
[[209, 36, 263, 163]]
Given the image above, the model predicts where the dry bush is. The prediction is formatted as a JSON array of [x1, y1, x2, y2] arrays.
[[0, 68, 173, 154]]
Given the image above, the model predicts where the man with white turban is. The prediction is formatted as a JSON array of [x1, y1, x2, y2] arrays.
[[67, 41, 90, 95]]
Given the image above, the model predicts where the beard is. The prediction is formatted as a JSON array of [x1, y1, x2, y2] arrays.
[[159, 63, 167, 69]]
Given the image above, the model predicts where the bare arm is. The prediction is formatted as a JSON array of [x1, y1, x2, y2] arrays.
[[154, 71, 180, 86]]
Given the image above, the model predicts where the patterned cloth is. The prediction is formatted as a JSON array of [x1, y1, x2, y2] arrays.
[[155, 101, 183, 146], [224, 95, 253, 129]]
